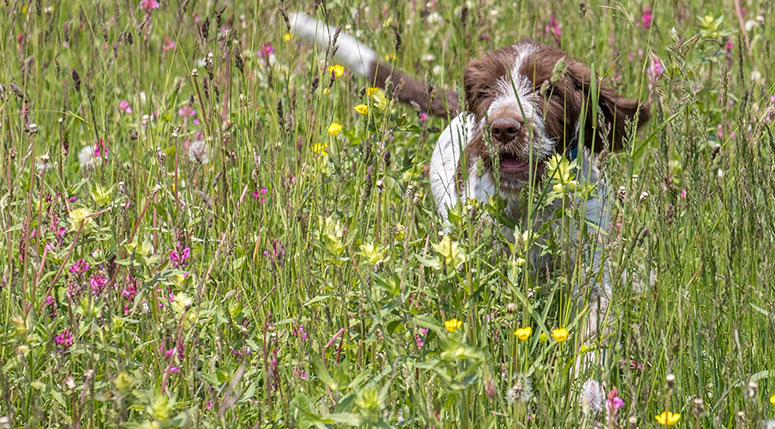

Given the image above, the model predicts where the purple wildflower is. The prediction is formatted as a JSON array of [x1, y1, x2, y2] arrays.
[[69, 259, 90, 275], [606, 386, 625, 422], [89, 272, 109, 296], [641, 8, 653, 29], [55, 328, 73, 349], [119, 100, 132, 114], [140, 0, 159, 11], [169, 244, 191, 268]]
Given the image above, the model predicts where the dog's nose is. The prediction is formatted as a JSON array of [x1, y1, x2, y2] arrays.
[[490, 118, 522, 143]]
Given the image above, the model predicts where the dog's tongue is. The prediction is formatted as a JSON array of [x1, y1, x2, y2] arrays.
[[500, 158, 531, 173]]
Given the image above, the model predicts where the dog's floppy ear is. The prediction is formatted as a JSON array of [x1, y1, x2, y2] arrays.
[[463, 46, 514, 117], [567, 60, 650, 152]]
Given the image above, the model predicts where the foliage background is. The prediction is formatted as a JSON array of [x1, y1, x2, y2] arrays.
[[1, 0, 775, 427]]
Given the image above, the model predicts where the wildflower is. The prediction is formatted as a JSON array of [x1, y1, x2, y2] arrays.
[[655, 411, 680, 426], [544, 153, 577, 195], [171, 292, 192, 315], [648, 54, 665, 87], [283, 32, 292, 42], [169, 245, 191, 268], [484, 378, 496, 399], [188, 140, 210, 164], [642, 8, 653, 29], [514, 326, 532, 340], [354, 104, 369, 114], [292, 324, 307, 340], [78, 145, 102, 170], [168, 367, 180, 373], [581, 379, 604, 416], [505, 374, 534, 403], [163, 36, 176, 52], [69, 259, 90, 275], [312, 142, 328, 156], [89, 273, 109, 297], [552, 328, 569, 342], [413, 328, 428, 348], [44, 295, 58, 318], [294, 366, 308, 380], [178, 104, 196, 118], [359, 242, 389, 265], [545, 13, 562, 42], [252, 186, 268, 203], [444, 318, 463, 333], [264, 239, 286, 268], [258, 42, 275, 59], [328, 64, 344, 78], [55, 328, 73, 349], [770, 393, 775, 406], [606, 386, 625, 421], [328, 122, 343, 135], [140, 0, 160, 11], [68, 207, 94, 232], [432, 236, 467, 269], [119, 100, 132, 114]]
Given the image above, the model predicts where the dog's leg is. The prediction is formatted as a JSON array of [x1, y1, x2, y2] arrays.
[[430, 113, 474, 225], [571, 150, 612, 380]]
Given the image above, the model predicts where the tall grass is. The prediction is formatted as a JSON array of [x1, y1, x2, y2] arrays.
[[1, 0, 775, 427]]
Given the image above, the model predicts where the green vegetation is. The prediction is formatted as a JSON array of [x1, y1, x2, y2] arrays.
[[1, 0, 775, 427]]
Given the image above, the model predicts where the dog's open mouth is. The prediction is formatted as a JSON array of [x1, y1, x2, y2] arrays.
[[498, 154, 545, 181]]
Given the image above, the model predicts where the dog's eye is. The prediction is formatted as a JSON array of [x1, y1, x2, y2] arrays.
[[477, 89, 492, 99]]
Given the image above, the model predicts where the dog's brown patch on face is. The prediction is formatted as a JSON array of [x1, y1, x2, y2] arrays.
[[463, 46, 517, 119]]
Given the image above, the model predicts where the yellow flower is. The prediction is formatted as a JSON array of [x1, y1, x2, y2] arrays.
[[323, 88, 330, 95], [655, 411, 681, 426], [770, 394, 775, 406], [384, 53, 396, 62], [444, 318, 463, 333], [366, 87, 380, 97], [328, 122, 342, 135], [551, 328, 569, 343], [312, 142, 328, 157], [514, 327, 532, 341], [328, 64, 344, 78], [354, 104, 369, 115], [432, 236, 467, 269], [283, 32, 292, 42], [69, 207, 95, 232]]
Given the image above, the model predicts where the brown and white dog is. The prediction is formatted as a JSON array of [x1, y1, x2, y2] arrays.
[[291, 12, 650, 342]]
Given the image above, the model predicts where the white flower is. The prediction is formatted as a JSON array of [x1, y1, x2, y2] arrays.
[[505, 374, 533, 404], [188, 140, 210, 164], [426, 12, 441, 24], [78, 145, 101, 170], [36, 154, 52, 173], [581, 379, 604, 416]]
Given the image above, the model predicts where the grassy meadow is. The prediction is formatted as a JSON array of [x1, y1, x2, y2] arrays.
[[2, 0, 775, 427]]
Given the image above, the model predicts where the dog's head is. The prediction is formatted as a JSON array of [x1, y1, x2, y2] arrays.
[[463, 40, 650, 193]]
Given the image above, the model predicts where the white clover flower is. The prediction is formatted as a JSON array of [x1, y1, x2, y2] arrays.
[[581, 379, 604, 416]]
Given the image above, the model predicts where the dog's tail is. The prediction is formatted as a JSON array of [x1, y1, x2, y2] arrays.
[[289, 12, 461, 118]]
